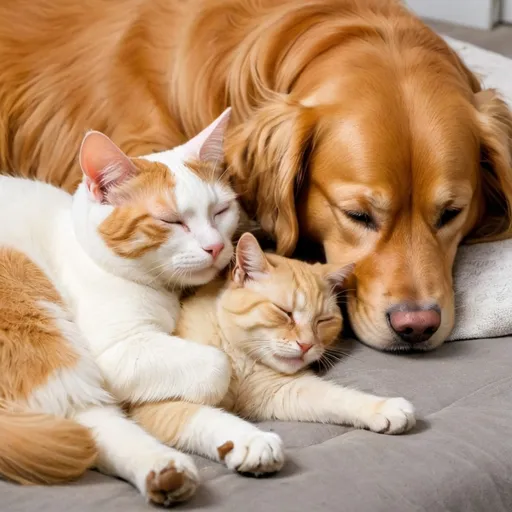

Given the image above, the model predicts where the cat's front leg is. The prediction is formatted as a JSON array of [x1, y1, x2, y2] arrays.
[[240, 372, 415, 435], [95, 333, 232, 405], [131, 401, 285, 476], [74, 404, 199, 506], [77, 293, 231, 406]]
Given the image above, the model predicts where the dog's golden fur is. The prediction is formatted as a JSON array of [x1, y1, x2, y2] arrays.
[[0, 0, 511, 349]]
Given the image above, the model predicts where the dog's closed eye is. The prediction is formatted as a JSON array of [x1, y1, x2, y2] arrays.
[[342, 210, 377, 230], [436, 207, 463, 229]]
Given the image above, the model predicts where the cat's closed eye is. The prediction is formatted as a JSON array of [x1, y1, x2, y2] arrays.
[[214, 203, 231, 218], [158, 217, 188, 230]]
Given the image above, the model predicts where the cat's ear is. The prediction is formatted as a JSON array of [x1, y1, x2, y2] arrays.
[[233, 232, 269, 285], [313, 263, 355, 290], [79, 131, 137, 203], [182, 108, 232, 164]]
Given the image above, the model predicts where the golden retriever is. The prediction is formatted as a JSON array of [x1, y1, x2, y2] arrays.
[[0, 0, 510, 352]]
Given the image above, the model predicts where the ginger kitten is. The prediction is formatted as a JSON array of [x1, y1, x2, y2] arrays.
[[131, 233, 416, 475], [0, 109, 239, 505]]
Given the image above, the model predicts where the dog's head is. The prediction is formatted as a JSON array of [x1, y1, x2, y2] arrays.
[[225, 28, 512, 352]]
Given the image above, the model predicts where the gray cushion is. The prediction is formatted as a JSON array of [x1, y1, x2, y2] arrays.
[[3, 336, 512, 512]]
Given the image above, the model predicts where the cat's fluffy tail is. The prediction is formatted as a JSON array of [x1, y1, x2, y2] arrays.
[[0, 407, 97, 485]]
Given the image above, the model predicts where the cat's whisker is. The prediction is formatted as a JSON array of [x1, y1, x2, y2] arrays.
[[147, 260, 174, 274], [317, 357, 335, 372], [238, 340, 278, 362]]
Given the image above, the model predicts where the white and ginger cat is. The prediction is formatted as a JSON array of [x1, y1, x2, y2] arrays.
[[131, 233, 416, 475], [0, 109, 239, 505]]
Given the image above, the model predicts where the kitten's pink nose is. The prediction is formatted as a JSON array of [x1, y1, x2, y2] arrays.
[[297, 342, 313, 354], [203, 242, 224, 261]]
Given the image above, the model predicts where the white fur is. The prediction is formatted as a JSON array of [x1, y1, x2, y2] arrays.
[[0, 172, 236, 406], [26, 301, 111, 416], [75, 405, 199, 502], [0, 115, 239, 502], [69, 172, 236, 403], [23, 300, 199, 502]]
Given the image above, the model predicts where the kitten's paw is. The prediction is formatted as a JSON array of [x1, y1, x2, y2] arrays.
[[361, 397, 416, 434], [145, 453, 199, 506], [223, 432, 285, 476]]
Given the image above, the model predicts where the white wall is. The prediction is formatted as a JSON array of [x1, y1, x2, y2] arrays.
[[503, 0, 512, 23], [406, 0, 501, 30]]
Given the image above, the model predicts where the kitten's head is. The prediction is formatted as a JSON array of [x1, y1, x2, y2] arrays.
[[220, 233, 354, 374], [72, 109, 239, 287]]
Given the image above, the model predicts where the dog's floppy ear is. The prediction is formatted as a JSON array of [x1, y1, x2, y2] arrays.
[[468, 89, 512, 242], [225, 96, 316, 256]]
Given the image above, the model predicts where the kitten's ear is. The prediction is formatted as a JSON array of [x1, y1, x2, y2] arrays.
[[79, 131, 137, 203], [182, 108, 232, 164], [313, 263, 355, 290], [233, 232, 269, 285]]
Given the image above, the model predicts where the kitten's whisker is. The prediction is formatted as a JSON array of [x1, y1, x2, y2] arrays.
[[324, 346, 364, 363]]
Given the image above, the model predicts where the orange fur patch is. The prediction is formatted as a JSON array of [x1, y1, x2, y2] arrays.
[[130, 401, 202, 446], [0, 407, 97, 485], [0, 248, 97, 485], [0, 248, 78, 403], [99, 159, 176, 259], [217, 441, 234, 461]]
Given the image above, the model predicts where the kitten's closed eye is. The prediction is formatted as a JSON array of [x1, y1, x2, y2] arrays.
[[317, 316, 335, 326], [272, 304, 294, 322]]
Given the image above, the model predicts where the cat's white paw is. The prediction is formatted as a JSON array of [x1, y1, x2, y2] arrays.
[[360, 397, 416, 435], [144, 452, 199, 507], [187, 346, 232, 405], [222, 432, 285, 476]]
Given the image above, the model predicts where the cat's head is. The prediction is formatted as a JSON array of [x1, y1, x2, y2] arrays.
[[220, 233, 354, 374], [72, 109, 239, 287]]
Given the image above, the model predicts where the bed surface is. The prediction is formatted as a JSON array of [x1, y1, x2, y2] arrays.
[[4, 336, 512, 512]]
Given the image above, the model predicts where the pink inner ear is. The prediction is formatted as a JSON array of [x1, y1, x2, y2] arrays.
[[236, 232, 268, 279], [79, 131, 136, 202], [181, 108, 232, 163], [84, 177, 103, 203]]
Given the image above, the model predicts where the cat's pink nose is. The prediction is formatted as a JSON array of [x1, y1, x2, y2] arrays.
[[203, 242, 224, 261], [297, 342, 313, 354]]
